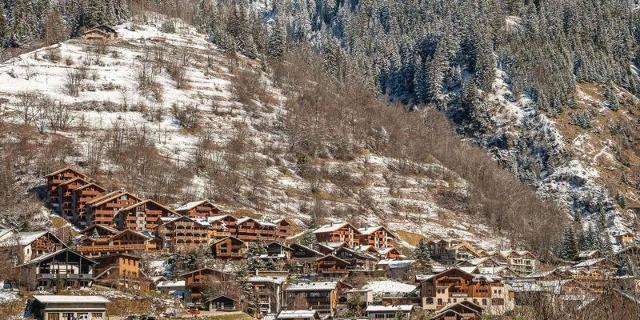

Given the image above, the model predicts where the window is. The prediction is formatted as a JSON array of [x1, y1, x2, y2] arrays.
[[92, 313, 103, 319], [482, 299, 487, 305]]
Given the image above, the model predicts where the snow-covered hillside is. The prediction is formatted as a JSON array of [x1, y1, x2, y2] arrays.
[[0, 14, 506, 250]]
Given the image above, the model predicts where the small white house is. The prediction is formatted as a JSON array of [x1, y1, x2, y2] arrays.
[[30, 295, 110, 320], [277, 310, 320, 320]]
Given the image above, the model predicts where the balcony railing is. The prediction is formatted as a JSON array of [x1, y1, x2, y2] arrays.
[[76, 244, 156, 252], [38, 273, 93, 280]]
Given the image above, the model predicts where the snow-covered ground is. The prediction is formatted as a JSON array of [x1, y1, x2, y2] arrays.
[[0, 13, 508, 249]]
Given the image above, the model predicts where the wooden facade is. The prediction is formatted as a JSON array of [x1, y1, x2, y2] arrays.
[[76, 229, 157, 257], [82, 25, 118, 41], [116, 199, 177, 231], [315, 255, 350, 275], [45, 167, 90, 212], [155, 216, 210, 251], [419, 268, 514, 315], [0, 231, 67, 264], [20, 248, 96, 290], [94, 253, 149, 290], [313, 222, 361, 246], [72, 183, 106, 226], [358, 226, 397, 249], [211, 236, 247, 259], [56, 177, 90, 220], [85, 191, 141, 227], [181, 268, 232, 306], [176, 200, 222, 218]]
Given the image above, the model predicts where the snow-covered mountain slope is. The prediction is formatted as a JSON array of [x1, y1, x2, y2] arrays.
[[466, 69, 636, 244], [0, 14, 505, 250]]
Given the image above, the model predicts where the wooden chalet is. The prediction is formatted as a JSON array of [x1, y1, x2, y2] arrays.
[[315, 255, 350, 275], [419, 267, 515, 315], [430, 301, 482, 320], [29, 295, 110, 320], [334, 246, 378, 270], [76, 229, 157, 257], [289, 243, 324, 273], [175, 200, 222, 218], [155, 216, 210, 251], [236, 217, 278, 242], [264, 242, 293, 262], [0, 231, 66, 264], [181, 268, 232, 306], [428, 239, 484, 265], [45, 167, 90, 211], [19, 248, 96, 290], [379, 247, 402, 260], [615, 231, 636, 247], [115, 199, 177, 231], [82, 25, 118, 41], [313, 222, 361, 246], [71, 183, 106, 226], [206, 295, 238, 311], [93, 253, 149, 290], [358, 226, 398, 249], [55, 177, 90, 220], [284, 281, 350, 317], [210, 214, 238, 235], [572, 257, 619, 278], [274, 218, 292, 239], [211, 236, 247, 259], [85, 191, 141, 227]]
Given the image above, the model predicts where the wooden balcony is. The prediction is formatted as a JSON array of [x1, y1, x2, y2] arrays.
[[76, 244, 156, 253], [38, 273, 93, 280]]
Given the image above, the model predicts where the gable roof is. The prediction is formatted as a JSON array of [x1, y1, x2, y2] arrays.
[[277, 310, 319, 319], [90, 192, 140, 207], [119, 199, 177, 215], [74, 182, 106, 193], [313, 222, 360, 234], [21, 248, 96, 266], [0, 231, 65, 247], [44, 167, 88, 178], [158, 215, 209, 228], [33, 295, 109, 304], [316, 254, 351, 265], [80, 224, 119, 236], [57, 176, 90, 187], [358, 226, 397, 238], [212, 236, 245, 246], [290, 243, 324, 257], [175, 199, 218, 212], [179, 267, 230, 278], [85, 191, 123, 206]]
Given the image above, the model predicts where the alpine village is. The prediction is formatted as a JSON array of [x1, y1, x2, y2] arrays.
[[1, 165, 638, 320], [3, 0, 640, 320]]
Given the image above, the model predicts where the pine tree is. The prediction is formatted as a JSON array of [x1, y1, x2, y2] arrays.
[[267, 19, 286, 60], [414, 239, 433, 273], [560, 225, 578, 261]]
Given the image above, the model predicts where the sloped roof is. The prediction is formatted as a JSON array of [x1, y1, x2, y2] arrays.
[[212, 236, 244, 246], [33, 295, 109, 304], [363, 280, 417, 294], [358, 226, 397, 238], [366, 305, 413, 312], [289, 243, 323, 257], [21, 248, 96, 266], [312, 222, 360, 234], [57, 176, 90, 187], [317, 254, 351, 265], [90, 192, 140, 207], [44, 167, 88, 178], [0, 231, 65, 247], [285, 281, 338, 292], [74, 182, 106, 193], [86, 191, 123, 205], [277, 310, 318, 319], [175, 200, 217, 212], [119, 199, 177, 215]]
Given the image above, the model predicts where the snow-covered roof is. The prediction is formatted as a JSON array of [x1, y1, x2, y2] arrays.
[[277, 310, 318, 319], [33, 295, 110, 304], [248, 275, 288, 284], [365, 305, 413, 312], [175, 200, 210, 211], [574, 258, 607, 268], [156, 280, 185, 288], [358, 226, 383, 235], [22, 248, 96, 266], [0, 231, 59, 247], [578, 250, 600, 258], [286, 281, 338, 292], [377, 259, 415, 269], [313, 222, 358, 234], [363, 280, 417, 294]]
